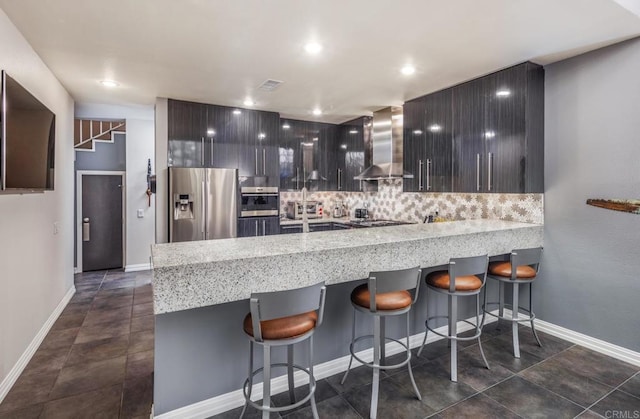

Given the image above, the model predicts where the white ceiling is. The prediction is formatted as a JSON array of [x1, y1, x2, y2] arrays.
[[1, 0, 640, 123]]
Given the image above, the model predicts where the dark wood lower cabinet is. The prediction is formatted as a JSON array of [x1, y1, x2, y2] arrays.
[[238, 217, 279, 237]]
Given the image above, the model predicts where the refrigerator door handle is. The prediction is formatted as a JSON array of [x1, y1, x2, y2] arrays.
[[263, 148, 266, 175], [202, 180, 206, 239]]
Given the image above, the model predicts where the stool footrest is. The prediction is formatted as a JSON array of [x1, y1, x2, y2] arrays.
[[483, 302, 536, 323], [349, 334, 412, 370], [425, 315, 483, 341], [242, 363, 316, 413]]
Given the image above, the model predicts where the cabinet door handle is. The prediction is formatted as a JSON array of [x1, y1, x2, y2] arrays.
[[296, 167, 300, 190], [82, 218, 90, 241], [210, 138, 214, 167], [418, 160, 424, 191], [487, 152, 493, 192], [254, 148, 259, 175], [201, 137, 205, 166], [337, 168, 342, 190], [202, 180, 206, 239], [426, 159, 432, 191], [262, 220, 266, 236], [476, 153, 481, 192], [262, 148, 266, 175], [255, 220, 258, 237]]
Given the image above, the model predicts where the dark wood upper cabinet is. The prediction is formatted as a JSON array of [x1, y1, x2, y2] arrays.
[[278, 119, 340, 191], [168, 100, 208, 168], [404, 92, 452, 192], [168, 99, 280, 187], [452, 77, 486, 192], [408, 61, 543, 194]]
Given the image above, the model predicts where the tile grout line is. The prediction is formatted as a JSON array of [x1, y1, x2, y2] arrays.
[[582, 370, 640, 415]]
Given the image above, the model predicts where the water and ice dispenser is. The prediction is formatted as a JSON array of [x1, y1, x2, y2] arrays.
[[174, 194, 194, 220]]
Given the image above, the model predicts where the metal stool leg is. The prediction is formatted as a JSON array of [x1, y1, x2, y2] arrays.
[[287, 344, 295, 404], [370, 315, 381, 419], [498, 281, 505, 330], [406, 312, 422, 400], [341, 308, 356, 385], [512, 283, 520, 359], [449, 294, 458, 382], [240, 341, 254, 419], [380, 316, 386, 366], [309, 335, 319, 419], [262, 345, 271, 419], [529, 282, 542, 347], [476, 294, 490, 370]]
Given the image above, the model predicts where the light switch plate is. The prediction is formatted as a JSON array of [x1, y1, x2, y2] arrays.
[[137, 209, 144, 218], [53, 221, 59, 235]]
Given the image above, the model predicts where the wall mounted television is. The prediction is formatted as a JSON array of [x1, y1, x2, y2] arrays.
[[0, 70, 56, 193]]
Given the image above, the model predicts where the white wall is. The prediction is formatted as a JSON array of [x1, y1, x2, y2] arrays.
[[539, 37, 640, 351], [154, 98, 168, 244], [75, 103, 156, 269], [0, 7, 75, 392]]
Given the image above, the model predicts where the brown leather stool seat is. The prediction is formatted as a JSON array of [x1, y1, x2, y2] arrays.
[[243, 311, 318, 340], [426, 271, 482, 291], [488, 262, 537, 279], [350, 283, 412, 310]]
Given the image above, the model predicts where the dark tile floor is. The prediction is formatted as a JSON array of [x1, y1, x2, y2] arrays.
[[0, 269, 154, 419], [212, 324, 640, 419], [2, 270, 640, 419]]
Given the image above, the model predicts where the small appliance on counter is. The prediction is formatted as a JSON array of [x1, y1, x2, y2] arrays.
[[332, 201, 347, 218], [354, 208, 369, 219], [286, 201, 323, 219]]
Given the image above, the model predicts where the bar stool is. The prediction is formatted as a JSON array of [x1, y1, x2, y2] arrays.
[[417, 255, 490, 382], [341, 266, 422, 419], [482, 247, 543, 358], [240, 282, 326, 419]]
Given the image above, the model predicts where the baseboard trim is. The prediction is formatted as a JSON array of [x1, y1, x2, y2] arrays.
[[504, 309, 640, 367], [155, 312, 497, 419], [0, 285, 76, 403], [125, 263, 151, 272]]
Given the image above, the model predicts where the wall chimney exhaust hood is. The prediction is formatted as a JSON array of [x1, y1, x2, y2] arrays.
[[354, 106, 413, 180]]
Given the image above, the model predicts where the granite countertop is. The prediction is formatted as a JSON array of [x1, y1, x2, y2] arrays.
[[151, 219, 543, 314]]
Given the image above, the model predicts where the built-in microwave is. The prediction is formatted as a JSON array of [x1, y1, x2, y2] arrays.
[[285, 201, 323, 219], [240, 186, 279, 217]]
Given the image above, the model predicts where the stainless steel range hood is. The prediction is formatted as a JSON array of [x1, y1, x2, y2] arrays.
[[354, 106, 413, 180]]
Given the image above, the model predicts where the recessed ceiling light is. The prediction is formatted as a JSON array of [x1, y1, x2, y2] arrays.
[[429, 124, 442, 132], [401, 65, 416, 76], [100, 79, 119, 88], [349, 129, 358, 134], [413, 129, 423, 135], [304, 42, 322, 54], [312, 108, 322, 116], [496, 89, 511, 97], [282, 123, 290, 129], [243, 98, 255, 107], [233, 109, 241, 115], [207, 128, 215, 136]]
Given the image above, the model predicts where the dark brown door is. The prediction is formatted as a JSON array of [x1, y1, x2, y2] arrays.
[[82, 174, 123, 271]]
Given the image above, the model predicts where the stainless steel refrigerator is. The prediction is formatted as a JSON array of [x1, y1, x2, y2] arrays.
[[169, 167, 238, 242]]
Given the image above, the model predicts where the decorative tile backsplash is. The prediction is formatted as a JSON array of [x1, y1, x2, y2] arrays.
[[280, 179, 543, 224]]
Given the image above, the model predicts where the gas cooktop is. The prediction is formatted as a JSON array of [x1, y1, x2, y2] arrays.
[[345, 219, 414, 228]]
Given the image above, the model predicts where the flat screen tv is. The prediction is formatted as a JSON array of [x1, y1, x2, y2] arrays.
[[1, 70, 56, 192]]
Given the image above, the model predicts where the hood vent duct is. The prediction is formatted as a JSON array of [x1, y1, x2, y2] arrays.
[[354, 106, 413, 180]]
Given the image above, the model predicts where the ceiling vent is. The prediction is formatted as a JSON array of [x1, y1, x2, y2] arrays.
[[258, 79, 284, 91]]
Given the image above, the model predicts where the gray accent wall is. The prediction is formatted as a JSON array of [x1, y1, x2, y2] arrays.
[[539, 37, 640, 352], [75, 132, 126, 171]]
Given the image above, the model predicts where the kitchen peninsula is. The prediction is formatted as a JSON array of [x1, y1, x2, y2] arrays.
[[151, 219, 542, 415]]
